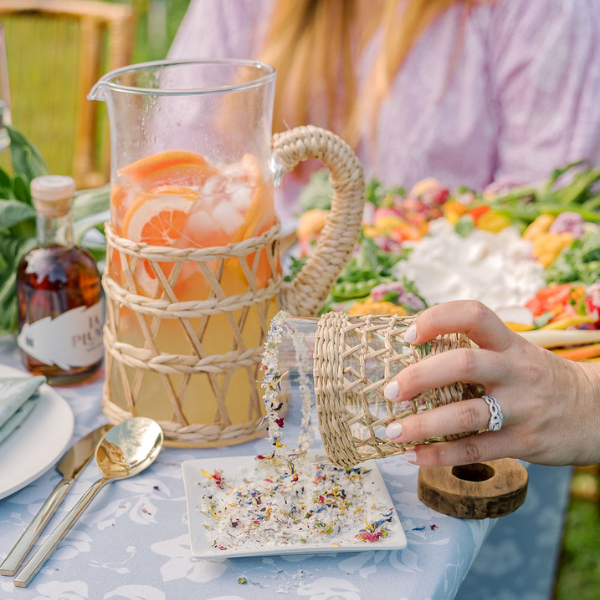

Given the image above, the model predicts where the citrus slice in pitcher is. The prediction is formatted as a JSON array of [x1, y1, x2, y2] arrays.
[[119, 150, 218, 191], [227, 182, 278, 289], [122, 185, 197, 296]]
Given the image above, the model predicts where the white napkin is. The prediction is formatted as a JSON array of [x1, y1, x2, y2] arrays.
[[0, 376, 45, 443], [0, 397, 39, 444]]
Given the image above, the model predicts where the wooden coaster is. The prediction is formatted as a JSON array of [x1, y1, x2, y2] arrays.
[[417, 459, 528, 519]]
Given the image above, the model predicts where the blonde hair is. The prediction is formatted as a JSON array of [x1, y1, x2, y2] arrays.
[[260, 0, 478, 146]]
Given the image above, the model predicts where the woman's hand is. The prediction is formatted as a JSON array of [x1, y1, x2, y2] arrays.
[[384, 300, 600, 467]]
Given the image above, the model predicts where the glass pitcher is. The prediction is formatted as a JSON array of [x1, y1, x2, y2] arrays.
[[89, 60, 365, 447]]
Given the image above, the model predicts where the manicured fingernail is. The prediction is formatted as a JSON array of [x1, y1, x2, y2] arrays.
[[404, 324, 417, 344], [404, 450, 417, 464], [384, 381, 399, 400], [386, 422, 403, 440]]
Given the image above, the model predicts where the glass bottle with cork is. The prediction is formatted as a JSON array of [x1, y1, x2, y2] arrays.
[[16, 175, 103, 384]]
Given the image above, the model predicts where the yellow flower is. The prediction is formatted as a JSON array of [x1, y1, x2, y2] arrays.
[[410, 178, 442, 197], [443, 200, 467, 225], [522, 214, 555, 242], [363, 226, 379, 238], [532, 232, 573, 267], [476, 211, 511, 233], [297, 208, 328, 240], [348, 298, 409, 316], [373, 216, 405, 234]]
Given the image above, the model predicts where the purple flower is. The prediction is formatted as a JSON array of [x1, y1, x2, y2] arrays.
[[549, 212, 584, 239], [402, 293, 425, 312], [370, 282, 406, 303]]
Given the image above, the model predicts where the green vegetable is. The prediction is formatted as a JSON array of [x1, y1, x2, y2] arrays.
[[454, 215, 475, 238], [327, 237, 407, 303], [331, 277, 395, 302], [383, 291, 400, 304], [365, 179, 404, 208], [298, 169, 405, 213], [298, 170, 333, 212], [534, 312, 555, 329], [494, 202, 600, 225], [284, 255, 309, 282], [553, 167, 600, 205], [487, 162, 600, 226], [546, 230, 600, 285]]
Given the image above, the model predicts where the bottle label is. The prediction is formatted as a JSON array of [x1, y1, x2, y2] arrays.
[[17, 302, 104, 370]]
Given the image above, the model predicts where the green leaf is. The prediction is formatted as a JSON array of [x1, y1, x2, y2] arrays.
[[356, 237, 379, 273], [12, 174, 31, 204], [0, 199, 36, 231], [0, 269, 18, 332], [297, 170, 333, 212], [365, 179, 386, 207], [82, 244, 106, 266], [0, 185, 16, 200], [7, 126, 49, 184], [73, 212, 109, 244], [0, 233, 36, 266], [0, 235, 37, 333], [72, 185, 110, 222], [0, 166, 11, 189], [284, 255, 308, 282]]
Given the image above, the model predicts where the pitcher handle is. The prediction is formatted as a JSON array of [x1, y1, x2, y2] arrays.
[[272, 125, 365, 317]]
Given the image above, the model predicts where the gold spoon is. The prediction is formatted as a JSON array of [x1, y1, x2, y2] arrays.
[[13, 417, 164, 588]]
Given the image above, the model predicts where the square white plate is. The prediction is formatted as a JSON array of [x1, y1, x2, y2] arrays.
[[182, 452, 407, 558]]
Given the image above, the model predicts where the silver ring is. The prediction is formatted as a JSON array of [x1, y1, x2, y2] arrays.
[[483, 395, 504, 432]]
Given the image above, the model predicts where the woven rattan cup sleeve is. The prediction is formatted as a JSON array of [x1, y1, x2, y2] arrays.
[[314, 313, 479, 467], [274, 125, 365, 317]]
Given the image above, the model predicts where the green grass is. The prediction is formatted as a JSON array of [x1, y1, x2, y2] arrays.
[[555, 476, 600, 599]]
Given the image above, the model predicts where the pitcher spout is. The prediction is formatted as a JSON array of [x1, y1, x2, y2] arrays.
[[88, 79, 109, 102]]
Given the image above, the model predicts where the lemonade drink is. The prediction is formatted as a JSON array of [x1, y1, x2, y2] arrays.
[[108, 149, 278, 429]]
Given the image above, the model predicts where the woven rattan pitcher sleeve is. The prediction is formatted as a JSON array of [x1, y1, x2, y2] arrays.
[[273, 125, 365, 317]]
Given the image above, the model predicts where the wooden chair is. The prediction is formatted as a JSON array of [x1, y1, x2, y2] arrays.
[[0, 0, 134, 188]]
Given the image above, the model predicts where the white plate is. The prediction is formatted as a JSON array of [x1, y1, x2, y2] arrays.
[[182, 452, 407, 558], [0, 364, 74, 500]]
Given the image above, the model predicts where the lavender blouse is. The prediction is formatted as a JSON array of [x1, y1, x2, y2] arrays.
[[170, 0, 600, 219]]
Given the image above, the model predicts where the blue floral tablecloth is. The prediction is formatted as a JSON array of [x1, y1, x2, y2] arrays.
[[0, 337, 571, 600]]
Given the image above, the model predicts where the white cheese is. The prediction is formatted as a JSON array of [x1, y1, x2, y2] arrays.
[[392, 219, 545, 310]]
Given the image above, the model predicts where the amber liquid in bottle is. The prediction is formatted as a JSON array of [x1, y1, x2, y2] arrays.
[[16, 176, 103, 385]]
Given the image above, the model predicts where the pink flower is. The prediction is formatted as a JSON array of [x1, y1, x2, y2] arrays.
[[356, 531, 383, 542], [549, 212, 584, 239], [370, 282, 406, 303]]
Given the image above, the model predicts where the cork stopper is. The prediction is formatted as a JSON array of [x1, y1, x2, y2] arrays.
[[31, 175, 76, 218]]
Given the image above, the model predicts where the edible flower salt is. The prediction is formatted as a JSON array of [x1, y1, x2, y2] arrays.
[[197, 311, 396, 550]]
